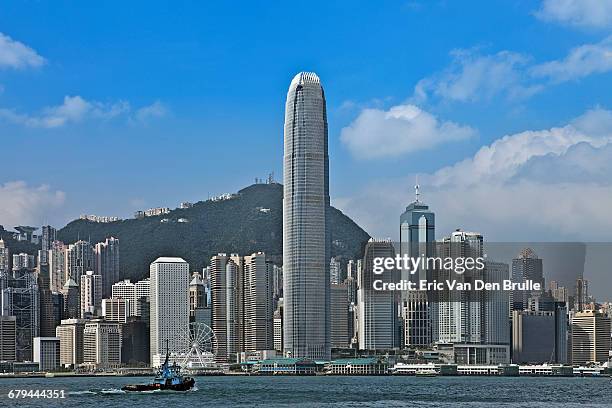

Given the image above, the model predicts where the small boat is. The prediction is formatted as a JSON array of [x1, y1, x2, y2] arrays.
[[122, 343, 195, 392]]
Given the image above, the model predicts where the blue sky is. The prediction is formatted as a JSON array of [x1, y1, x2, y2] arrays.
[[1, 1, 612, 245]]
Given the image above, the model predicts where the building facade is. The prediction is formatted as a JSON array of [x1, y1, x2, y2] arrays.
[[149, 257, 189, 365], [283, 72, 331, 360], [571, 310, 610, 365], [83, 320, 121, 368]]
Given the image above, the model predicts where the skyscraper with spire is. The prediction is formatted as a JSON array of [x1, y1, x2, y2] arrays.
[[283, 72, 331, 360], [399, 180, 435, 347]]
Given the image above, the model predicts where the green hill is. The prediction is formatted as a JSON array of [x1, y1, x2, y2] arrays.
[[57, 183, 370, 281]]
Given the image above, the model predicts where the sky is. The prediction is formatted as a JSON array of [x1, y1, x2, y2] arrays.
[[1, 0, 612, 247]]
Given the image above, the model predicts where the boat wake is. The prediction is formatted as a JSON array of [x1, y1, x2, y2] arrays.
[[68, 388, 126, 396]]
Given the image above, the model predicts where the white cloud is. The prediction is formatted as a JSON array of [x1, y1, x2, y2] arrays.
[[340, 104, 476, 159], [413, 49, 542, 103], [0, 32, 45, 69], [430, 108, 612, 187], [0, 96, 165, 128], [134, 101, 167, 123], [531, 36, 612, 82], [415, 38, 612, 103], [0, 181, 65, 228], [335, 108, 612, 241], [536, 0, 612, 29]]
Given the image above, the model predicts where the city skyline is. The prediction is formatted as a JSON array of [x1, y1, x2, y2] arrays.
[[1, 2, 612, 244]]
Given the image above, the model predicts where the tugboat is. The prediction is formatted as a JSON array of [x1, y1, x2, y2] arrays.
[[122, 342, 195, 392]]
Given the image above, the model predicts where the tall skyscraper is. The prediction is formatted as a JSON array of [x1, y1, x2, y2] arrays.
[[0, 269, 39, 361], [511, 248, 544, 311], [483, 261, 510, 345], [210, 253, 243, 363], [243, 252, 274, 353], [95, 237, 120, 298], [357, 239, 399, 351], [149, 257, 189, 366], [330, 283, 350, 348], [80, 271, 102, 318], [283, 71, 331, 360], [48, 241, 66, 293], [435, 230, 484, 344], [40, 226, 57, 265], [399, 186, 435, 348]]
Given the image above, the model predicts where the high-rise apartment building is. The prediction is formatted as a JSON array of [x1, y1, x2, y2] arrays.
[[243, 252, 274, 352], [210, 253, 243, 363], [12, 253, 35, 271], [39, 226, 57, 265], [149, 257, 189, 365], [0, 239, 9, 274], [48, 241, 66, 293], [283, 72, 331, 360], [435, 230, 484, 344], [65, 240, 95, 283], [94, 237, 120, 298], [80, 271, 102, 317]]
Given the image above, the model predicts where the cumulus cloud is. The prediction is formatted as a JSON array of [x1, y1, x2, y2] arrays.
[[0, 181, 65, 227], [340, 104, 476, 159], [0, 96, 165, 128], [535, 0, 612, 29], [531, 36, 612, 82], [430, 108, 612, 187], [0, 32, 45, 69], [335, 108, 612, 241], [413, 49, 542, 103]]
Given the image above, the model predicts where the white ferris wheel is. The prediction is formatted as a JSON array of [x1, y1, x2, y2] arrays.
[[178, 322, 218, 369]]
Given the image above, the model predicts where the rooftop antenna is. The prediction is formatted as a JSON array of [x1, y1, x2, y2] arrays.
[[414, 175, 420, 203]]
